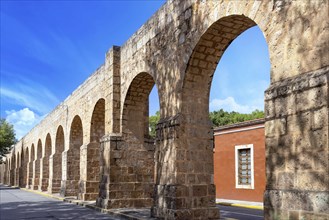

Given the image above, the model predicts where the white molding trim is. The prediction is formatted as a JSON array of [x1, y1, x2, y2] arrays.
[[235, 144, 254, 189], [214, 125, 264, 136]]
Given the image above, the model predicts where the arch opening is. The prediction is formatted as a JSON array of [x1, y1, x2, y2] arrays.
[[15, 152, 19, 186], [33, 139, 42, 190], [24, 147, 29, 188], [40, 134, 51, 191], [154, 15, 270, 218], [51, 126, 64, 193], [64, 115, 83, 197], [29, 144, 35, 188], [112, 72, 158, 208], [79, 99, 105, 201]]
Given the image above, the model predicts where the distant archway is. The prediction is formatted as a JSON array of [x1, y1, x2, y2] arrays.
[[51, 126, 64, 193], [33, 139, 42, 189], [24, 147, 29, 188], [40, 134, 51, 191], [79, 99, 105, 200], [29, 144, 35, 188], [64, 115, 83, 197], [16, 152, 20, 186]]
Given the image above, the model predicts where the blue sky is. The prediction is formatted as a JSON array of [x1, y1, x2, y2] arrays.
[[1, 1, 270, 139]]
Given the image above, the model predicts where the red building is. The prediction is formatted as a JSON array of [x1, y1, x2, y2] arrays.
[[213, 118, 265, 204]]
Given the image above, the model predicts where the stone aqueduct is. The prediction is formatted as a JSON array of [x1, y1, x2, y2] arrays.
[[1, 0, 328, 219]]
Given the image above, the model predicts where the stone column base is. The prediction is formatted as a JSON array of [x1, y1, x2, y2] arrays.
[[151, 184, 220, 219], [39, 179, 48, 191], [78, 180, 99, 201], [48, 179, 61, 193], [60, 179, 79, 197], [264, 189, 329, 220], [31, 178, 39, 190]]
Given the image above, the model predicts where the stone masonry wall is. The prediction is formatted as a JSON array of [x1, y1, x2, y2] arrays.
[[2, 0, 328, 219]]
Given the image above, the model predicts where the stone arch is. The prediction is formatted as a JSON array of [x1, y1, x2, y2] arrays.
[[79, 99, 105, 200], [32, 139, 42, 189], [90, 99, 105, 143], [63, 115, 83, 197], [10, 154, 15, 186], [29, 144, 35, 188], [19, 150, 25, 187], [15, 152, 20, 186], [122, 72, 157, 138], [111, 72, 157, 208], [24, 147, 29, 188], [17, 152, 20, 168], [153, 15, 266, 218], [50, 125, 64, 193], [40, 134, 51, 191], [7, 158, 11, 185]]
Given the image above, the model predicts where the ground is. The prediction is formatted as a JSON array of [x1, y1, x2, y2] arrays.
[[0, 184, 264, 220]]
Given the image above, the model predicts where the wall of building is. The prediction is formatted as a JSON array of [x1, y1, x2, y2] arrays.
[[214, 121, 265, 203]]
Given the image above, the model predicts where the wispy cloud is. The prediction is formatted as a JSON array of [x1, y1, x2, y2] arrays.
[[209, 96, 262, 114], [5, 108, 44, 140], [0, 74, 60, 115]]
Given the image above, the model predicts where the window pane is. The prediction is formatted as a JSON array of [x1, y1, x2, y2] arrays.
[[238, 148, 252, 186]]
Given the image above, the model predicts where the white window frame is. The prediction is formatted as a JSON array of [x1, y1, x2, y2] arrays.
[[235, 144, 254, 189]]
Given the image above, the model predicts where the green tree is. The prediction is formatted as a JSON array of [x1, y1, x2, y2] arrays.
[[149, 111, 160, 137], [209, 109, 264, 127], [0, 118, 16, 163]]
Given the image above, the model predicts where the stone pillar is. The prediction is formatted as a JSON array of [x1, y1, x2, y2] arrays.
[[39, 157, 49, 191], [3, 164, 8, 185], [78, 142, 100, 201], [96, 134, 155, 209], [49, 150, 63, 193], [61, 148, 80, 197], [60, 151, 68, 196], [0, 164, 5, 183], [264, 67, 329, 219], [151, 114, 220, 219], [31, 159, 39, 190], [97, 135, 117, 208], [15, 167, 19, 187], [18, 166, 24, 187], [27, 161, 33, 188]]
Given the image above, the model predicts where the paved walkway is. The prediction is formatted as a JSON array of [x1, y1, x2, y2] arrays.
[[0, 185, 121, 220], [0, 184, 263, 220]]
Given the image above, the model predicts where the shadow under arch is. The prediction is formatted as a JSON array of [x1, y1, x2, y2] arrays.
[[50, 125, 64, 193], [19, 150, 26, 187], [10, 154, 15, 186]]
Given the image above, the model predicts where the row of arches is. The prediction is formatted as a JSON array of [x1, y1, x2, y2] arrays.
[[2, 13, 262, 214], [4, 99, 106, 200], [1, 1, 325, 218]]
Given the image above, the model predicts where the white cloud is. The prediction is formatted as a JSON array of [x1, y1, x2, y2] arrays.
[[5, 108, 43, 140], [209, 97, 261, 114]]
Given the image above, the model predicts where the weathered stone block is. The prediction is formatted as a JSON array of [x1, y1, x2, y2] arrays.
[[312, 107, 328, 130], [192, 185, 208, 197], [265, 118, 287, 137]]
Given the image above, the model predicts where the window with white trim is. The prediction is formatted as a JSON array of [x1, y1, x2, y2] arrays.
[[235, 144, 254, 189]]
